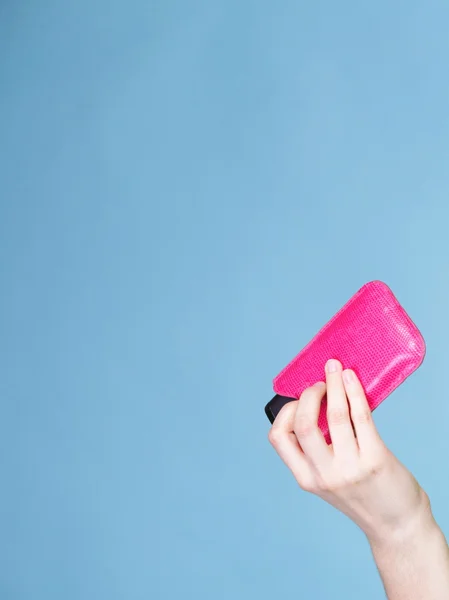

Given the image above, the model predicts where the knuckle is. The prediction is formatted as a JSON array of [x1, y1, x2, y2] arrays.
[[343, 459, 385, 484], [299, 385, 318, 401], [342, 470, 363, 486], [294, 414, 315, 438], [327, 407, 350, 426], [368, 464, 382, 478], [313, 478, 327, 493], [367, 455, 387, 476], [299, 478, 317, 494], [325, 463, 365, 489], [351, 408, 372, 426], [277, 399, 299, 419], [268, 426, 283, 447], [316, 477, 339, 494], [366, 445, 389, 471]]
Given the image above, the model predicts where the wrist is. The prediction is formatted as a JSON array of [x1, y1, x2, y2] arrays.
[[367, 489, 437, 551], [367, 491, 449, 600]]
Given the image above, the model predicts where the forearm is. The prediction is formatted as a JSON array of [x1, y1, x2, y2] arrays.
[[369, 511, 449, 600]]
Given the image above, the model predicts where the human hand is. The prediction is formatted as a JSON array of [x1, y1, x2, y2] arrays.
[[268, 359, 431, 545]]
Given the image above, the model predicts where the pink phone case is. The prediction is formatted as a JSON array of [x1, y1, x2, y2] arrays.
[[265, 281, 426, 444]]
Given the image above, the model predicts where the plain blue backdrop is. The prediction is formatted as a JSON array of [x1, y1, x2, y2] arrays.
[[1, 2, 449, 599]]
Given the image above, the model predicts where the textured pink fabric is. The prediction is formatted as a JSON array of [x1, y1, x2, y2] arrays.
[[273, 281, 426, 444]]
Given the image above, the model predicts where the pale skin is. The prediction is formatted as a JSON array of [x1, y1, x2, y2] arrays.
[[268, 359, 449, 599]]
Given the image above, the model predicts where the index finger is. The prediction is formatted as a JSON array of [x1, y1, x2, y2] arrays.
[[268, 401, 313, 486]]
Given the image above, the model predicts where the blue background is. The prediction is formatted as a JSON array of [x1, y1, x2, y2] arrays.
[[1, 2, 449, 598]]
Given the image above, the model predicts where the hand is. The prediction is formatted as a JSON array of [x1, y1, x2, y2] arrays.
[[268, 359, 431, 545]]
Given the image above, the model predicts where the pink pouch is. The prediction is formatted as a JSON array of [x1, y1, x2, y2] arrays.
[[264, 281, 426, 444]]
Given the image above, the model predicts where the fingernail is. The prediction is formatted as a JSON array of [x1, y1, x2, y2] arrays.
[[326, 359, 340, 373], [343, 369, 354, 384], [314, 381, 326, 388]]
